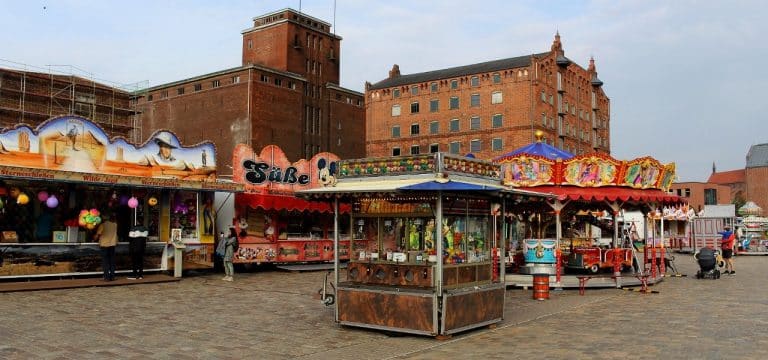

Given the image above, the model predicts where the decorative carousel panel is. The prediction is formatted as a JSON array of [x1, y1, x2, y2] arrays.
[[500, 156, 555, 187], [563, 155, 620, 187], [338, 154, 436, 178], [658, 163, 676, 191], [621, 157, 663, 189]]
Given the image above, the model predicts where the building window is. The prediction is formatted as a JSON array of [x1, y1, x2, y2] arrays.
[[392, 125, 400, 138], [177, 87, 185, 95], [411, 86, 419, 95], [704, 189, 717, 205], [430, 82, 438, 92], [450, 79, 458, 89], [449, 142, 460, 154], [212, 80, 220, 88], [194, 84, 202, 92], [288, 81, 296, 90], [541, 91, 547, 102], [492, 73, 501, 84], [429, 121, 439, 134], [470, 76, 479, 87], [411, 145, 420, 155], [430, 144, 439, 153], [393, 88, 400, 98], [410, 123, 420, 136], [147, 94, 153, 101], [449, 96, 459, 109], [275, 78, 283, 86], [429, 99, 439, 112], [391, 104, 401, 117], [392, 147, 401, 156], [492, 138, 503, 151], [470, 139, 481, 152], [470, 93, 480, 107], [491, 91, 503, 104], [492, 114, 503, 128], [410, 101, 420, 114], [247, 39, 253, 49], [470, 116, 481, 130], [260, 74, 269, 82], [450, 118, 460, 132], [160, 90, 168, 99], [232, 75, 240, 84]]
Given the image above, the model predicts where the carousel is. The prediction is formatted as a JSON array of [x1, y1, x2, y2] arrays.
[[495, 131, 683, 290], [736, 201, 768, 255]]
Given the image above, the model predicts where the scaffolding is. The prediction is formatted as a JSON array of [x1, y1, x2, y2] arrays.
[[0, 58, 145, 142]]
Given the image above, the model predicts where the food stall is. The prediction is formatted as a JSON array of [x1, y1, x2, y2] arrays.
[[495, 131, 681, 288], [0, 115, 241, 279], [229, 144, 368, 264], [298, 152, 549, 336]]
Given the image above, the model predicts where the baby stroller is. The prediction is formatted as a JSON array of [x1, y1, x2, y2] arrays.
[[694, 247, 721, 279]]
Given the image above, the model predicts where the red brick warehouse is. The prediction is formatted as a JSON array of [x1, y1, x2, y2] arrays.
[[364, 33, 610, 160], [133, 8, 366, 174]]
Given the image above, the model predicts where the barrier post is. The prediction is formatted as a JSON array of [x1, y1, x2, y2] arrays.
[[555, 248, 562, 289], [613, 249, 622, 288], [660, 246, 666, 275], [651, 247, 657, 279]]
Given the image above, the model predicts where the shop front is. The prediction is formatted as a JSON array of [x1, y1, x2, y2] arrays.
[[229, 144, 367, 264], [0, 116, 241, 279], [299, 152, 549, 336]]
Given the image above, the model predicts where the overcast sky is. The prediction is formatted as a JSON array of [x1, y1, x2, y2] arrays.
[[2, 0, 766, 182]]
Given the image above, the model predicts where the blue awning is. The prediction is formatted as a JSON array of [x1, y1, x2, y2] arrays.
[[398, 180, 502, 191], [494, 142, 574, 161]]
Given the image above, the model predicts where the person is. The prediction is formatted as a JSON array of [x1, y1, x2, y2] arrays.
[[718, 225, 735, 275], [222, 227, 237, 281], [95, 213, 118, 281], [127, 224, 148, 280]]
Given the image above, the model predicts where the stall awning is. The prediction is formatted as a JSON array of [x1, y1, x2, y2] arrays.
[[522, 185, 681, 203], [239, 192, 349, 213], [0, 164, 243, 192], [398, 180, 503, 191]]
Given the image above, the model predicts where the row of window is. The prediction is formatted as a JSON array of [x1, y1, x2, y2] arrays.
[[146, 75, 242, 101], [391, 92, 502, 116], [390, 70, 530, 99], [392, 114, 504, 137], [392, 138, 504, 156]]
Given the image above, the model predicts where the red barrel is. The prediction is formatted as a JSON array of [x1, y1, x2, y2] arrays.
[[532, 273, 550, 300]]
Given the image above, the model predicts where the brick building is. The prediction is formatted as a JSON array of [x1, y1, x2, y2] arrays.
[[744, 143, 768, 212], [0, 67, 138, 140], [669, 182, 732, 214], [707, 167, 746, 204], [364, 33, 610, 160], [133, 8, 365, 175]]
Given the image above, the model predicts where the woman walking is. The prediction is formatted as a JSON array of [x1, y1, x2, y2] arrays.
[[222, 227, 237, 281]]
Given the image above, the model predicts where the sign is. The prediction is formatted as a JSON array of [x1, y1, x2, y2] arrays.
[[233, 144, 340, 194]]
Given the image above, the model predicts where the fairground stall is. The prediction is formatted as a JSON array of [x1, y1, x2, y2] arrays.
[[0, 116, 241, 280], [228, 144, 368, 264], [735, 201, 768, 255], [495, 132, 681, 289], [298, 153, 549, 337]]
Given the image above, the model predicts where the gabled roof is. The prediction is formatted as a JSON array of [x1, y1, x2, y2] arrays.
[[707, 169, 745, 184], [368, 52, 550, 90], [746, 143, 768, 168]]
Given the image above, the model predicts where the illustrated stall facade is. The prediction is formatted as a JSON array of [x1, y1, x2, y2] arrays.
[[229, 144, 369, 264], [0, 116, 241, 279], [299, 152, 549, 336]]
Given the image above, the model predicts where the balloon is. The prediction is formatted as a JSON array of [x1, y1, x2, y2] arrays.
[[86, 223, 95, 230], [79, 219, 87, 227], [46, 195, 59, 208], [17, 193, 29, 205], [80, 209, 89, 217], [119, 195, 129, 206], [127, 197, 139, 209], [38, 191, 49, 202], [0, 198, 3, 210], [93, 216, 101, 224], [90, 209, 100, 216], [148, 197, 158, 206]]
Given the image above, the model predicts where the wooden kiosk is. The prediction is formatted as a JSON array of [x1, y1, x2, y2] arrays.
[[299, 153, 547, 336]]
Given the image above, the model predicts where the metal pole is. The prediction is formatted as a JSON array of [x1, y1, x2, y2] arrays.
[[436, 192, 443, 295], [333, 196, 339, 322]]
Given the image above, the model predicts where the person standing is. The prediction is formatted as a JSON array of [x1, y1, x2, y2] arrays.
[[222, 227, 237, 281], [718, 225, 735, 275], [96, 213, 118, 281], [127, 224, 148, 280]]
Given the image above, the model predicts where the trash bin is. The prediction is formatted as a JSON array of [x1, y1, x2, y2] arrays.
[[532, 273, 550, 300]]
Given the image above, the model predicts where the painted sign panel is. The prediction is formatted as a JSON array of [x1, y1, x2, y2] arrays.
[[563, 155, 619, 187], [233, 144, 340, 194], [501, 156, 554, 187], [0, 116, 217, 180]]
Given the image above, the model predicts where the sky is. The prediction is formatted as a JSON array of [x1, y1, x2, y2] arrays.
[[2, 0, 767, 182]]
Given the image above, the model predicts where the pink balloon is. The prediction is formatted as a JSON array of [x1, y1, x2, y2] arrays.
[[38, 191, 49, 202], [127, 197, 139, 209], [46, 195, 59, 208]]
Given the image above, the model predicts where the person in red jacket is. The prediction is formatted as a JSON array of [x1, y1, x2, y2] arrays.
[[718, 226, 735, 274]]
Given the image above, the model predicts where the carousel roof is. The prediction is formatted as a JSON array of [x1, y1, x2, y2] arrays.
[[494, 133, 574, 162], [523, 185, 681, 203], [738, 201, 762, 216]]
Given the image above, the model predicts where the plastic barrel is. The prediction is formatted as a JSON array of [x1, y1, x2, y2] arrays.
[[532, 273, 550, 300]]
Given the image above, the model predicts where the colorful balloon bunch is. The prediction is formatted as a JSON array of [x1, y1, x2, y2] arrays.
[[79, 209, 102, 230]]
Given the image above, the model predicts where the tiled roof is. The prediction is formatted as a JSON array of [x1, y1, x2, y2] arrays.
[[746, 143, 768, 168], [707, 169, 745, 184], [368, 52, 550, 90]]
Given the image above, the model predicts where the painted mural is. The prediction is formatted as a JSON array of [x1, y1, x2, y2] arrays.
[[622, 158, 663, 189], [501, 156, 554, 187], [0, 116, 216, 180]]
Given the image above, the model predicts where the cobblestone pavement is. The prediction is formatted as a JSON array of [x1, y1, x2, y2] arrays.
[[1, 254, 765, 359]]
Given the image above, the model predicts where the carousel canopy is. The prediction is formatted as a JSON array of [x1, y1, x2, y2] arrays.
[[523, 185, 681, 204], [493, 131, 574, 162], [738, 201, 763, 216]]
